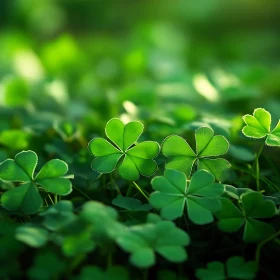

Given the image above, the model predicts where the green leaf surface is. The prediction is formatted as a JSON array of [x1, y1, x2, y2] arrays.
[[118, 155, 139, 181], [37, 178, 72, 195], [112, 195, 152, 212], [0, 150, 73, 214], [162, 127, 230, 180], [242, 108, 280, 146], [88, 118, 159, 180], [196, 261, 225, 280], [36, 159, 68, 179], [116, 219, 189, 268], [15, 150, 38, 180], [91, 153, 123, 173], [241, 192, 276, 218], [126, 141, 160, 158], [226, 256, 257, 279], [88, 138, 121, 156], [216, 192, 276, 242], [198, 158, 231, 182], [15, 225, 48, 247], [195, 127, 229, 157], [162, 135, 196, 157], [266, 120, 280, 146], [0, 150, 38, 181], [40, 201, 76, 231], [150, 169, 224, 224], [1, 182, 42, 214], [242, 108, 271, 138]]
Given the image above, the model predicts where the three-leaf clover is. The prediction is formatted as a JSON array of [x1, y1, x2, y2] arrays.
[[215, 192, 276, 242], [149, 169, 224, 224], [196, 256, 257, 280], [88, 118, 160, 181], [0, 150, 73, 214], [242, 108, 280, 146], [116, 220, 190, 268], [162, 126, 230, 181]]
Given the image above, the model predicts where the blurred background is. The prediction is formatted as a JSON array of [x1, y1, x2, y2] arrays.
[[0, 0, 280, 155]]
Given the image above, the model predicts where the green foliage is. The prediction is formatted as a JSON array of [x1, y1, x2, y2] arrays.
[[162, 127, 230, 181], [75, 266, 129, 280], [150, 169, 224, 224], [1, 3, 280, 277], [88, 118, 160, 180], [196, 256, 257, 280], [242, 108, 280, 146], [28, 251, 66, 280], [116, 218, 190, 268], [216, 192, 276, 242], [0, 150, 73, 214], [112, 194, 153, 212]]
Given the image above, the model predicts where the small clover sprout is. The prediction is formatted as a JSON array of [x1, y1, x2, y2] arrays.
[[0, 150, 74, 214], [196, 256, 257, 280], [242, 108, 280, 147], [216, 192, 276, 242], [88, 118, 160, 181], [150, 169, 224, 224], [162, 126, 230, 181]]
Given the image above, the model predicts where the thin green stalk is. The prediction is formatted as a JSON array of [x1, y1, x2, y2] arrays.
[[126, 184, 133, 196], [110, 173, 121, 194], [54, 194, 58, 204], [73, 185, 92, 200], [232, 164, 279, 192], [132, 181, 149, 201], [254, 142, 265, 192], [48, 194, 55, 205], [255, 230, 280, 267]]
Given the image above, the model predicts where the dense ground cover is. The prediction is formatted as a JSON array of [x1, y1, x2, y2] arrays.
[[0, 1, 280, 279]]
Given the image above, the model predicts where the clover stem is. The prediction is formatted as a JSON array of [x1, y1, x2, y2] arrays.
[[255, 230, 280, 267], [54, 194, 58, 204], [47, 194, 55, 205], [72, 185, 92, 200], [132, 181, 149, 201], [255, 142, 265, 192], [110, 173, 121, 194]]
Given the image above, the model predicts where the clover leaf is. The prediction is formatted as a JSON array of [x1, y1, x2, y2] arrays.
[[28, 251, 66, 280], [88, 118, 160, 181], [112, 194, 153, 212], [216, 192, 276, 242], [162, 126, 230, 181], [116, 220, 190, 268], [242, 108, 280, 146], [39, 201, 77, 231], [149, 169, 224, 224], [0, 150, 73, 214], [196, 256, 257, 280]]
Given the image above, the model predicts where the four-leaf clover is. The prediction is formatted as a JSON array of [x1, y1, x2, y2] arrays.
[[0, 150, 73, 214], [149, 169, 224, 224], [242, 108, 280, 146], [215, 192, 276, 242], [88, 118, 160, 181], [162, 126, 230, 181]]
